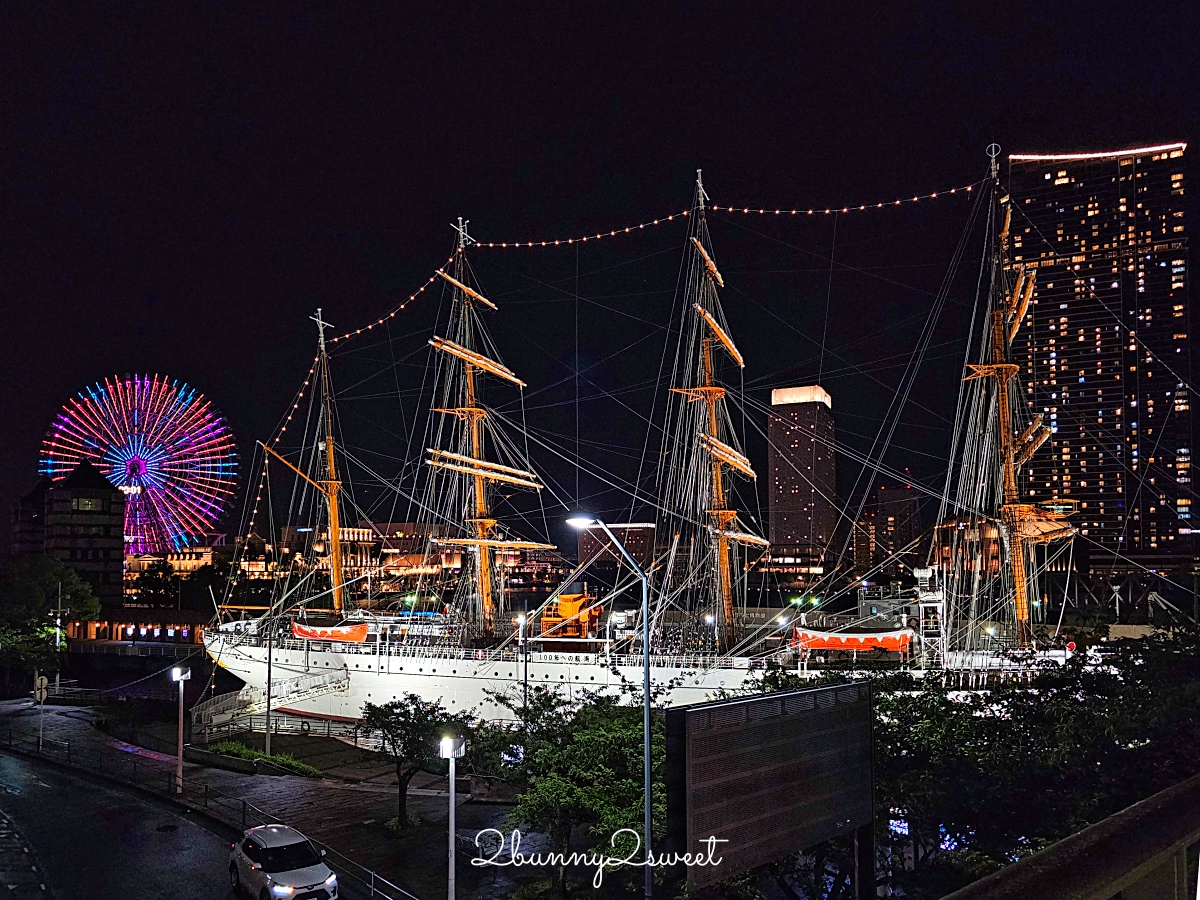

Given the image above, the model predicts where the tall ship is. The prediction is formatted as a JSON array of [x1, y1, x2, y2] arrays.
[[204, 160, 1077, 722], [204, 180, 770, 721]]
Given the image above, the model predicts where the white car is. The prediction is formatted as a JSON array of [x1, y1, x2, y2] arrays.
[[230, 824, 339, 900]]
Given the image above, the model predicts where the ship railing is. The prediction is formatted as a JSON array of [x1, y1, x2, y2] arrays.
[[608, 653, 760, 671], [190, 686, 256, 725], [212, 632, 767, 671], [221, 634, 525, 663], [244, 670, 350, 714]]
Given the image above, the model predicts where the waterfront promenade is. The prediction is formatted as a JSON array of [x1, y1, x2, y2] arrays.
[[0, 700, 519, 900]]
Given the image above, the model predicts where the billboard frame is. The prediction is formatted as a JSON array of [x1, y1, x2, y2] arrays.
[[664, 680, 875, 895]]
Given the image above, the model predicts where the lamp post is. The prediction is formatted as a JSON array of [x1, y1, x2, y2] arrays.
[[439, 735, 467, 900], [567, 513, 652, 899], [264, 625, 273, 757], [170, 666, 191, 794], [516, 615, 528, 711]]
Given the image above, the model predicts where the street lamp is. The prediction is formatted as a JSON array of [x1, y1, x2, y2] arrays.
[[567, 513, 652, 898], [439, 735, 467, 900], [170, 666, 191, 794], [516, 615, 528, 711]]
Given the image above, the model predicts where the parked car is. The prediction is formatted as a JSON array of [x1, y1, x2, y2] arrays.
[[230, 824, 338, 900]]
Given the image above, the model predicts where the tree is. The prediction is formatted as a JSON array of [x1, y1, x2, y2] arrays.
[[733, 629, 1200, 899], [492, 689, 665, 897], [361, 694, 467, 828], [181, 558, 232, 611], [134, 558, 176, 607], [0, 555, 100, 672]]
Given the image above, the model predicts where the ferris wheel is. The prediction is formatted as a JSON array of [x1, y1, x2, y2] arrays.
[[41, 374, 238, 555]]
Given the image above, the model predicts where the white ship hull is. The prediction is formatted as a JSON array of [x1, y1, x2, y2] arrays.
[[205, 633, 762, 721]]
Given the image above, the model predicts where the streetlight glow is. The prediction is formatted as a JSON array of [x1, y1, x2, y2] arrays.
[[170, 666, 191, 794], [562, 510, 653, 898], [438, 734, 467, 900]]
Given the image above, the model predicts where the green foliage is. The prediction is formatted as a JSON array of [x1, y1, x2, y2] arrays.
[[208, 741, 323, 777], [864, 632, 1200, 894], [0, 556, 100, 671], [229, 576, 274, 608], [362, 693, 469, 829], [478, 687, 665, 896], [732, 629, 1200, 899], [382, 813, 421, 834]]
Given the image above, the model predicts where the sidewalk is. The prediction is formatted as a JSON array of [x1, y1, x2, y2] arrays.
[[0, 700, 524, 900]]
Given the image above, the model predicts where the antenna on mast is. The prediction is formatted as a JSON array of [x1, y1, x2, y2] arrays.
[[986, 143, 1002, 180], [452, 217, 476, 250], [696, 168, 709, 211], [310, 308, 333, 354]]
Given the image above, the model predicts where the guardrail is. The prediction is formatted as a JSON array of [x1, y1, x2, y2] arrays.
[[44, 684, 107, 704], [0, 723, 416, 899], [941, 770, 1200, 900], [68, 641, 200, 658], [194, 712, 383, 752]]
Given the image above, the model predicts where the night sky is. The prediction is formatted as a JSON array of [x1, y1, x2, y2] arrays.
[[3, 2, 1197, 552]]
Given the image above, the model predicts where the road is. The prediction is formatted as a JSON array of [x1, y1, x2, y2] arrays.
[[0, 751, 238, 899], [0, 751, 386, 899]]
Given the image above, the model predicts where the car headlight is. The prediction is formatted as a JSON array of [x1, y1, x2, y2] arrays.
[[324, 873, 338, 887], [270, 886, 295, 897]]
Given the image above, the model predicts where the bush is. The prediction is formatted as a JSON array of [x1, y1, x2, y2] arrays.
[[208, 741, 324, 778], [383, 813, 421, 834]]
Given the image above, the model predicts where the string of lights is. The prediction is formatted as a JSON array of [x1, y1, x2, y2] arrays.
[[708, 180, 980, 217], [467, 180, 980, 251], [246, 354, 319, 535], [327, 182, 980, 346], [245, 176, 984, 537], [472, 210, 691, 249], [329, 255, 456, 345]]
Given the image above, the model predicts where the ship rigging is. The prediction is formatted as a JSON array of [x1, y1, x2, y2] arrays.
[[204, 160, 1084, 724]]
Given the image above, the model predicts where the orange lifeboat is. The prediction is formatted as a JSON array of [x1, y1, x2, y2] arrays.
[[792, 626, 916, 654], [292, 621, 369, 642]]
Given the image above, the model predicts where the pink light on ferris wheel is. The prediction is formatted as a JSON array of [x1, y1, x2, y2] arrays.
[[40, 374, 238, 555]]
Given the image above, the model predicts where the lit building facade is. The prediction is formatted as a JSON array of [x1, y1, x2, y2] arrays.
[[853, 483, 923, 575], [1008, 143, 1191, 567], [12, 462, 128, 607], [766, 386, 837, 572]]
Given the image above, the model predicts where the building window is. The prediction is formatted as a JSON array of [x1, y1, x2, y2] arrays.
[[71, 497, 105, 512]]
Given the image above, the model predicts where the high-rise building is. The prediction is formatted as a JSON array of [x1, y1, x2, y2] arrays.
[[853, 483, 924, 575], [1007, 143, 1191, 567], [876, 483, 923, 564], [767, 386, 837, 571]]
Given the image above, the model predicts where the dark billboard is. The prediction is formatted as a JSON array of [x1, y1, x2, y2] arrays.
[[664, 680, 873, 889]]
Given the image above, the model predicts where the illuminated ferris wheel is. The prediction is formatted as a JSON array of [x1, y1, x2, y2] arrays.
[[40, 374, 238, 555]]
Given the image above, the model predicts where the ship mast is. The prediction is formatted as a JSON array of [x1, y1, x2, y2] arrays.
[[314, 309, 346, 614], [965, 151, 1069, 648], [426, 219, 552, 635], [258, 309, 347, 612], [667, 171, 767, 649]]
